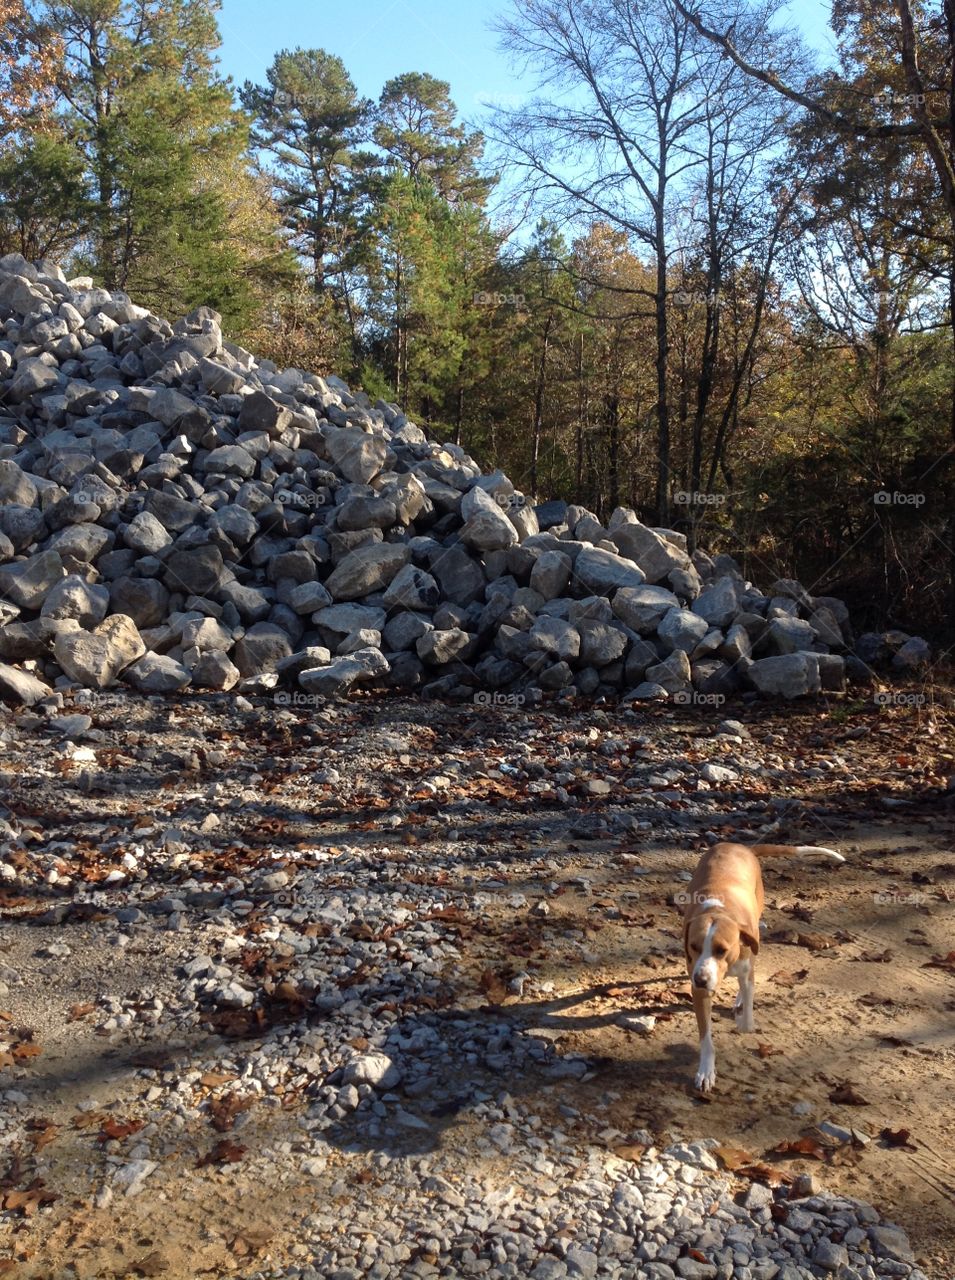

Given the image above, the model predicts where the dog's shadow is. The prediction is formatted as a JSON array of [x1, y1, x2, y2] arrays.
[[316, 978, 727, 1159]]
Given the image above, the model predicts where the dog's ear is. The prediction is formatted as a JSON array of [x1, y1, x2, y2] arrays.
[[740, 928, 759, 955]]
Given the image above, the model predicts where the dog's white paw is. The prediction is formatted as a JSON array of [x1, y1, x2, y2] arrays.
[[694, 1042, 716, 1092], [735, 1011, 755, 1033], [694, 1065, 716, 1092]]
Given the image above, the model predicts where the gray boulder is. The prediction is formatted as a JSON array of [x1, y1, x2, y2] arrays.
[[123, 653, 191, 693], [575, 547, 645, 594], [298, 646, 390, 696], [0, 549, 66, 608], [749, 652, 821, 698], [324, 544, 409, 600], [53, 615, 145, 688], [613, 585, 679, 634]]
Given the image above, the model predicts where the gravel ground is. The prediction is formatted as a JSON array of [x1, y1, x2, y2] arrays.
[[0, 687, 953, 1280]]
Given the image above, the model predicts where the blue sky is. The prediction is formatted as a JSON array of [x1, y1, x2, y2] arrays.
[[216, 0, 838, 128]]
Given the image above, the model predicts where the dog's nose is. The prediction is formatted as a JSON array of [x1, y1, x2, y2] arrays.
[[692, 974, 710, 989]]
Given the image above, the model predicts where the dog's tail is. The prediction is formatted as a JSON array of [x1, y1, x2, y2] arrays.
[[749, 843, 845, 864]]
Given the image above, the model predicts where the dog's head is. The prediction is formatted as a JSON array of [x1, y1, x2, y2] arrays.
[[684, 913, 758, 992]]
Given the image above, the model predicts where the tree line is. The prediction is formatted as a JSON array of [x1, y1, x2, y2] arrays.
[[1, 0, 953, 635]]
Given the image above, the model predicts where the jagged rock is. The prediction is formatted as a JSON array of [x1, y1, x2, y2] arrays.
[[529, 616, 580, 661], [575, 547, 645, 594], [459, 485, 519, 552], [298, 647, 390, 696], [41, 576, 109, 627], [692, 576, 739, 628], [613, 585, 679, 634], [0, 550, 66, 608], [323, 427, 390, 484], [190, 650, 240, 690], [123, 653, 191, 693], [382, 564, 441, 611], [0, 663, 52, 705], [324, 544, 409, 600], [530, 550, 572, 600], [749, 652, 821, 698], [612, 522, 689, 582], [233, 622, 293, 676], [53, 615, 145, 688], [657, 607, 708, 654], [645, 649, 692, 694]]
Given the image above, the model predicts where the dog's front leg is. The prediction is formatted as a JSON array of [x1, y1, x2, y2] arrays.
[[692, 987, 716, 1092]]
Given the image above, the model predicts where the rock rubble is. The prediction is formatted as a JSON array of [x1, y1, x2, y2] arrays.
[[0, 254, 933, 706]]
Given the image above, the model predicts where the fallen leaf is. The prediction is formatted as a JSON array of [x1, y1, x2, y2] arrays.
[[479, 969, 510, 1006], [97, 1117, 145, 1143], [612, 1144, 647, 1161], [26, 1118, 58, 1151], [797, 932, 839, 951], [198, 1139, 246, 1167], [829, 1082, 870, 1106], [736, 1162, 793, 1187], [68, 1002, 96, 1021], [880, 1128, 917, 1150], [714, 1145, 754, 1171], [199, 1072, 238, 1088], [770, 969, 809, 987], [209, 1092, 255, 1133], [133, 1252, 168, 1276], [923, 951, 955, 972], [771, 1137, 828, 1161], [757, 1043, 783, 1059], [1, 1179, 58, 1216]]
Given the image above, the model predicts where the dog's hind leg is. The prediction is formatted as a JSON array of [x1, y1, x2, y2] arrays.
[[734, 955, 755, 1033], [692, 987, 716, 1092]]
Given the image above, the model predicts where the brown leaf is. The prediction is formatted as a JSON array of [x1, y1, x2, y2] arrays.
[[199, 1071, 237, 1088], [770, 969, 809, 987], [612, 1144, 647, 1161], [736, 1162, 793, 1187], [97, 1117, 144, 1143], [209, 1092, 254, 1133], [133, 1252, 168, 1276], [26, 1118, 58, 1151], [757, 1043, 783, 1059], [771, 1137, 828, 1161], [1, 1179, 58, 1216], [796, 932, 839, 952], [11, 1041, 42, 1061], [68, 1002, 96, 1021], [198, 1139, 246, 1167], [923, 951, 955, 971], [479, 969, 510, 1006], [714, 1145, 755, 1171], [829, 1082, 870, 1106], [880, 1127, 917, 1150]]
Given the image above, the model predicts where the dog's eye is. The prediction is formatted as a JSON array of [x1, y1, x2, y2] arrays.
[[713, 944, 726, 958]]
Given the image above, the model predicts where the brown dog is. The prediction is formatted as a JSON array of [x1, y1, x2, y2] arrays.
[[683, 842, 845, 1092]]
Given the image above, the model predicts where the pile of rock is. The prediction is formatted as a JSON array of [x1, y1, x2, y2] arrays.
[[0, 253, 931, 704]]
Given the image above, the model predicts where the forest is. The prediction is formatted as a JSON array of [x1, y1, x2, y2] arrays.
[[1, 0, 952, 635]]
